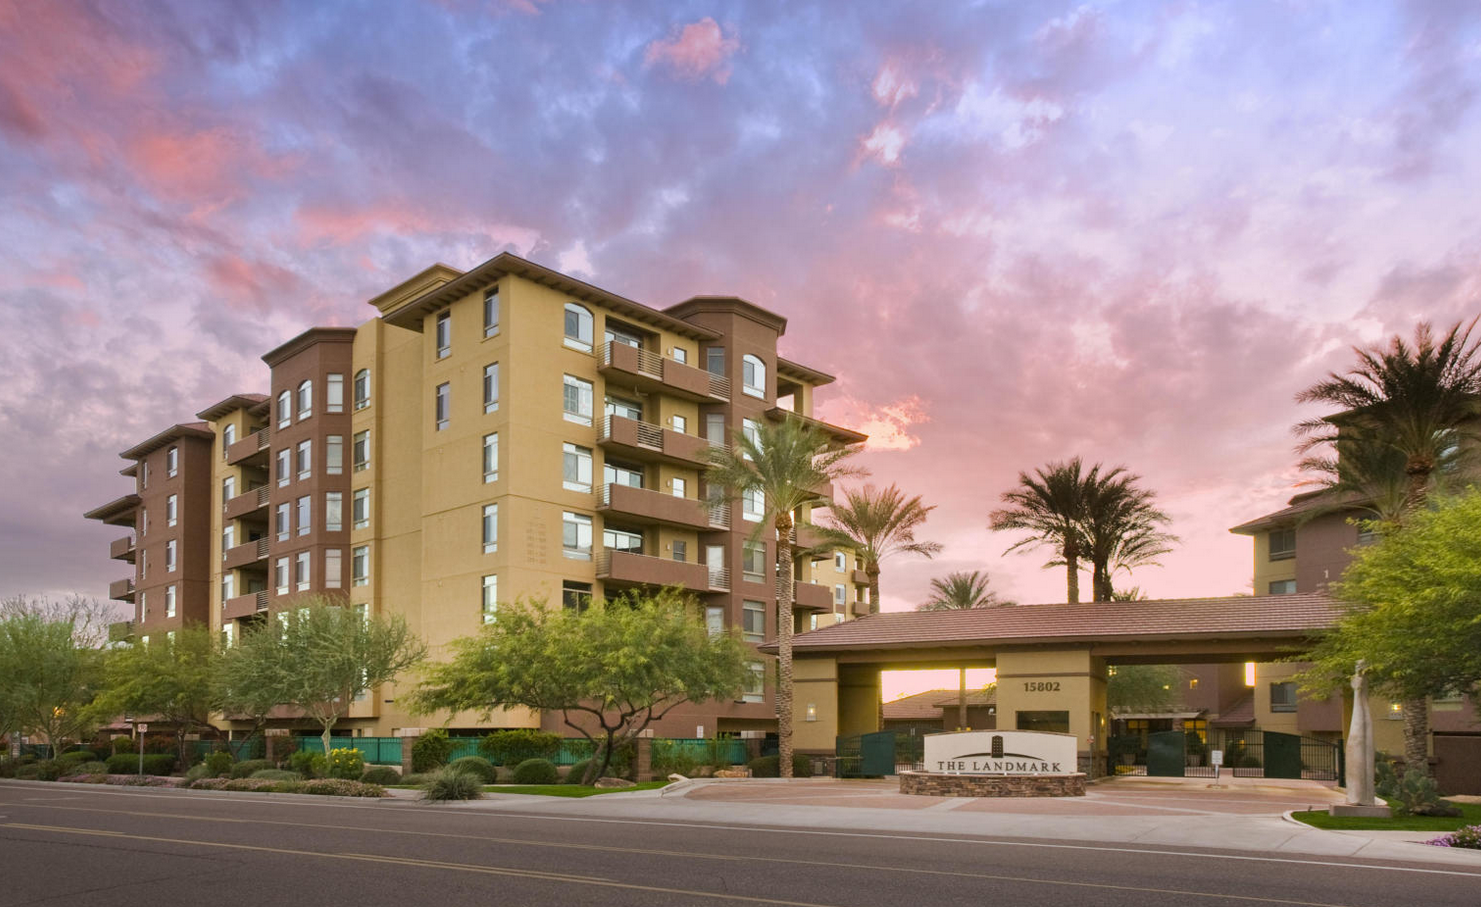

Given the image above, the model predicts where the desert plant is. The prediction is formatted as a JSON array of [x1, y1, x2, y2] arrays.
[[250, 769, 304, 781], [449, 755, 497, 783], [184, 764, 213, 782], [1430, 825, 1481, 849], [511, 758, 558, 785], [478, 729, 562, 766], [421, 766, 483, 801], [203, 750, 235, 777], [747, 754, 812, 778], [34, 760, 64, 781], [15, 763, 40, 779], [288, 750, 325, 779], [360, 766, 401, 785], [325, 748, 366, 781], [301, 778, 386, 797], [230, 759, 274, 779], [564, 759, 595, 785], [412, 728, 452, 772], [651, 740, 700, 777], [399, 772, 435, 786]]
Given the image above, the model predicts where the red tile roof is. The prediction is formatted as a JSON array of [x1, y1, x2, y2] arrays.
[[882, 688, 997, 721]]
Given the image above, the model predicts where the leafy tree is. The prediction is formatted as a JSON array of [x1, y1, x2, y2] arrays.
[[705, 417, 863, 778], [1294, 318, 1481, 774], [229, 597, 426, 756], [825, 483, 942, 615], [1107, 665, 1184, 715], [0, 613, 104, 757], [96, 626, 222, 764], [412, 589, 752, 784], [1079, 472, 1176, 602], [0, 594, 115, 647], [917, 570, 1013, 610]]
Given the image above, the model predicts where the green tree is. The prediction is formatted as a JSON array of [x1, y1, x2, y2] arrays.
[[412, 589, 752, 784], [1295, 318, 1481, 774], [989, 457, 1099, 604], [0, 613, 104, 757], [916, 570, 1013, 610], [1107, 665, 1184, 715], [229, 597, 426, 756], [95, 626, 222, 764], [825, 484, 942, 615], [705, 417, 864, 778], [1079, 472, 1176, 602]]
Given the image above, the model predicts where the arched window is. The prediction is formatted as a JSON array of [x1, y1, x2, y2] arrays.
[[221, 423, 236, 454], [563, 303, 593, 351], [277, 390, 291, 428], [742, 354, 766, 398], [297, 380, 313, 419], [353, 369, 370, 410]]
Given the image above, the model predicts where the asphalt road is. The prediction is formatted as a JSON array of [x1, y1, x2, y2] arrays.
[[1, 784, 1478, 907]]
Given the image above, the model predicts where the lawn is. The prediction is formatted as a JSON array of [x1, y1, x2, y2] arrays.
[[481, 781, 670, 798], [1291, 801, 1481, 832]]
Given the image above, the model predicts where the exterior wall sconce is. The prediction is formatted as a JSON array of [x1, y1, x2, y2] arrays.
[[805, 703, 817, 722]]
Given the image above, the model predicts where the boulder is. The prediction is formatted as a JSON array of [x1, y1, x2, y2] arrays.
[[594, 777, 636, 789]]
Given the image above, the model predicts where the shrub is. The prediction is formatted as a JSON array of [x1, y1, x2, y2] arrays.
[[203, 750, 235, 777], [325, 748, 366, 781], [184, 764, 213, 782], [746, 754, 812, 778], [651, 740, 700, 777], [111, 736, 136, 755], [511, 758, 558, 785], [15, 763, 40, 779], [76, 761, 109, 775], [421, 767, 483, 801], [34, 760, 65, 782], [288, 750, 325, 779], [301, 778, 386, 797], [1430, 825, 1481, 849], [361, 766, 402, 785], [564, 759, 594, 785], [478, 729, 562, 766], [57, 750, 98, 766], [412, 729, 453, 772], [0, 758, 15, 779], [105, 753, 176, 776], [273, 736, 299, 763], [449, 756, 497, 783], [251, 769, 303, 781], [230, 759, 274, 779], [400, 772, 436, 786], [1386, 768, 1457, 817]]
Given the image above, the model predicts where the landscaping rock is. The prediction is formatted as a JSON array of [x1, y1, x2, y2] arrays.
[[594, 777, 636, 789]]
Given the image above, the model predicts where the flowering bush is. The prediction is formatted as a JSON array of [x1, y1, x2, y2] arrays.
[[325, 748, 366, 780], [1429, 825, 1481, 849]]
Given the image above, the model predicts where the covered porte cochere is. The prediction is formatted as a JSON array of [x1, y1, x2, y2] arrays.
[[776, 592, 1342, 777]]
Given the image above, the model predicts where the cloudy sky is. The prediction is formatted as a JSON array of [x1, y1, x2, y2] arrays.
[[3, 0, 1479, 617]]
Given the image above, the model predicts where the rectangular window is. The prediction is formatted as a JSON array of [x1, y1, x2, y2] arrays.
[[165, 539, 177, 572], [1269, 528, 1296, 560], [743, 487, 764, 522], [325, 491, 342, 532], [670, 413, 688, 434], [352, 488, 369, 529], [222, 524, 235, 554], [834, 551, 846, 571], [326, 373, 344, 413], [353, 430, 370, 471], [742, 661, 765, 703], [562, 512, 592, 560], [166, 493, 177, 527], [295, 551, 310, 590], [743, 355, 764, 398], [167, 446, 178, 477], [435, 382, 450, 431], [165, 584, 176, 618], [222, 476, 236, 503], [141, 508, 148, 537], [435, 310, 451, 358], [563, 375, 593, 425], [326, 435, 343, 475], [742, 418, 760, 457], [562, 580, 592, 612], [670, 477, 687, 498], [606, 396, 642, 421], [1270, 681, 1298, 713], [483, 362, 499, 413], [222, 572, 235, 602], [563, 443, 592, 492], [140, 460, 149, 489], [672, 347, 688, 365], [673, 540, 687, 563], [277, 449, 291, 487], [296, 439, 312, 479], [483, 433, 498, 483], [1268, 579, 1297, 595], [278, 391, 292, 429], [482, 574, 498, 623], [275, 557, 289, 593], [222, 622, 235, 648], [742, 541, 765, 582], [297, 495, 311, 536], [325, 549, 343, 589], [353, 369, 370, 410], [297, 381, 312, 420], [276, 502, 290, 542], [705, 605, 724, 637], [1016, 710, 1070, 733], [483, 287, 500, 337], [139, 591, 146, 622], [743, 601, 765, 643], [706, 347, 724, 377], [140, 549, 147, 578], [222, 423, 236, 456], [603, 527, 643, 553], [352, 545, 369, 586], [603, 460, 643, 489], [705, 413, 726, 445], [482, 503, 498, 553], [834, 584, 846, 605]]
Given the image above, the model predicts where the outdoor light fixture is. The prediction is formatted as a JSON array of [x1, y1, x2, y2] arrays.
[[1244, 662, 1257, 686], [805, 703, 817, 721]]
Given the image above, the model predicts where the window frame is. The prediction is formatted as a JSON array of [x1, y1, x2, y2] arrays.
[[742, 354, 766, 398], [482, 503, 498, 554], [482, 574, 498, 623], [563, 375, 594, 425], [297, 379, 312, 420], [435, 310, 451, 359], [325, 491, 343, 533], [483, 433, 498, 483], [563, 302, 594, 352], [435, 382, 450, 431], [277, 390, 292, 429], [353, 430, 370, 471], [563, 443, 593, 492], [483, 362, 499, 413], [353, 369, 371, 410], [562, 511, 593, 560], [326, 373, 344, 413], [352, 545, 369, 587], [1270, 681, 1298, 713], [352, 488, 369, 529], [483, 287, 500, 338], [1268, 528, 1296, 560]]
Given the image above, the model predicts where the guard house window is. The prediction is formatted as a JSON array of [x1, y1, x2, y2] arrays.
[[165, 540, 177, 572], [166, 446, 178, 477], [706, 347, 724, 376], [562, 511, 592, 560], [742, 541, 765, 583], [434, 383, 450, 431], [352, 545, 369, 586], [562, 581, 592, 612], [742, 355, 766, 398], [166, 494, 177, 527], [353, 369, 370, 410], [1268, 528, 1296, 560], [352, 488, 369, 529], [563, 375, 593, 425], [482, 574, 498, 623], [165, 584, 176, 618], [743, 601, 765, 643], [326, 435, 343, 475], [483, 363, 499, 413], [742, 662, 765, 703], [435, 311, 451, 359], [1268, 579, 1296, 595], [353, 430, 370, 471], [483, 433, 498, 483], [296, 495, 311, 536], [483, 287, 500, 337], [563, 443, 592, 492], [482, 503, 498, 553], [325, 491, 342, 532], [276, 502, 290, 541], [1270, 681, 1298, 713], [297, 380, 312, 420], [563, 303, 593, 351], [295, 551, 310, 591], [277, 391, 292, 429], [326, 373, 344, 413], [222, 423, 236, 455], [296, 439, 312, 479]]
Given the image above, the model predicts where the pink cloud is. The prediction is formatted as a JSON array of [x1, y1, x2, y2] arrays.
[[861, 122, 907, 165], [207, 253, 304, 313], [128, 128, 296, 206], [644, 18, 740, 84]]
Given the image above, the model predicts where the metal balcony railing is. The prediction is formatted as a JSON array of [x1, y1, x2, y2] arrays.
[[707, 373, 731, 400], [602, 341, 665, 377], [708, 502, 730, 529], [707, 566, 730, 591]]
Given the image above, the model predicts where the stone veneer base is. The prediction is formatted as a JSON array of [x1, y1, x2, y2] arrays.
[[899, 771, 1087, 797]]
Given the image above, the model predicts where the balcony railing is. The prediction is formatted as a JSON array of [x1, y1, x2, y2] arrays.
[[225, 427, 271, 465], [708, 502, 730, 530], [707, 566, 730, 592], [108, 577, 135, 602], [599, 414, 715, 466], [224, 537, 270, 570], [780, 577, 835, 611], [596, 483, 712, 530], [600, 342, 730, 402], [224, 484, 271, 521], [596, 549, 711, 592], [222, 590, 270, 620], [109, 535, 136, 562]]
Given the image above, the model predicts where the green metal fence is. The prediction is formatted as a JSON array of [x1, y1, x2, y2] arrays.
[[293, 736, 402, 764], [190, 738, 265, 763]]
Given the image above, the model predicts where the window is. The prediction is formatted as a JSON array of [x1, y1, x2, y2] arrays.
[[435, 310, 451, 359], [297, 495, 311, 536], [834, 584, 846, 605], [326, 373, 344, 413], [673, 540, 687, 563], [482, 574, 498, 623], [353, 369, 370, 410], [352, 488, 369, 529], [353, 431, 370, 471], [139, 592, 146, 622], [140, 508, 148, 537], [705, 413, 726, 445], [435, 382, 450, 430], [295, 551, 310, 590], [326, 491, 342, 532], [140, 461, 149, 489], [563, 302, 593, 351], [743, 601, 765, 643], [165, 584, 176, 618], [483, 363, 499, 413], [605, 396, 642, 422], [297, 380, 312, 420], [670, 477, 687, 499], [166, 494, 177, 527], [563, 375, 593, 425], [705, 606, 725, 637], [140, 549, 147, 578], [276, 502, 290, 542], [483, 287, 500, 337], [563, 443, 592, 492], [603, 460, 643, 489], [603, 527, 643, 553], [605, 322, 643, 349], [166, 630, 175, 645], [275, 557, 289, 593], [1268, 579, 1297, 595], [222, 524, 235, 554], [834, 551, 846, 571], [562, 512, 592, 560], [742, 487, 764, 522], [222, 572, 235, 602], [167, 446, 178, 477], [165, 540, 177, 572], [562, 580, 592, 612], [742, 354, 765, 398], [1270, 681, 1298, 713], [742, 662, 765, 703], [222, 622, 235, 648], [222, 476, 236, 502], [352, 545, 369, 586], [277, 390, 291, 428], [672, 347, 688, 365], [670, 414, 687, 434], [325, 549, 342, 589], [483, 433, 498, 483], [482, 504, 498, 553], [222, 423, 236, 455], [742, 540, 765, 582], [276, 449, 291, 487], [742, 418, 760, 456], [1269, 528, 1296, 560], [296, 439, 312, 479], [706, 347, 724, 376], [322, 438, 343, 479]]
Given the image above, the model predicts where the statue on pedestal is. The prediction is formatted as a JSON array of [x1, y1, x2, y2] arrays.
[[1346, 660, 1376, 807]]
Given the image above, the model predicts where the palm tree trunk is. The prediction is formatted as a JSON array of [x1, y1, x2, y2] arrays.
[[1064, 544, 1080, 604], [1402, 698, 1431, 779], [776, 514, 796, 780], [867, 562, 881, 616]]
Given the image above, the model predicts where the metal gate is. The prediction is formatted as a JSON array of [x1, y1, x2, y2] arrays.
[[1147, 730, 1186, 777], [1264, 731, 1302, 779], [834, 731, 901, 777]]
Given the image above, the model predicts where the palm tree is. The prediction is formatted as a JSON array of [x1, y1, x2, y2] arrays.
[[706, 418, 864, 778], [1295, 317, 1481, 777], [917, 570, 1013, 610], [989, 458, 1100, 603], [825, 484, 942, 615], [1079, 473, 1176, 602]]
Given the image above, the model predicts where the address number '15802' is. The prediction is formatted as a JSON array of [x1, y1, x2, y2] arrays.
[[1023, 681, 1061, 692]]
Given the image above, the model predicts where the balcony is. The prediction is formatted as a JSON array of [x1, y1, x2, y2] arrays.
[[224, 537, 270, 571], [599, 415, 716, 467], [707, 565, 730, 592], [851, 597, 872, 617], [222, 590, 270, 620], [851, 569, 870, 586], [600, 342, 730, 402], [109, 577, 136, 603], [596, 483, 714, 531], [225, 427, 270, 466], [781, 578, 835, 612], [109, 536, 136, 563], [596, 550, 711, 593], [224, 485, 271, 521]]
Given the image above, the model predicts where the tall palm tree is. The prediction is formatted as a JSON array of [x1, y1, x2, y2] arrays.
[[706, 418, 864, 779], [825, 484, 942, 615], [1295, 317, 1481, 776], [989, 457, 1102, 603], [917, 570, 1013, 610], [1079, 473, 1176, 602]]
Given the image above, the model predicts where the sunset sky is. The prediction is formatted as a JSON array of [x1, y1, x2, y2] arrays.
[[3, 1, 1479, 625]]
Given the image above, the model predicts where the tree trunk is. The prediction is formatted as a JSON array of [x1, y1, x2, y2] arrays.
[[1092, 561, 1112, 602], [594, 727, 616, 784], [1402, 698, 1431, 779], [1064, 546, 1080, 604], [867, 562, 881, 616], [321, 724, 333, 763], [776, 514, 795, 780]]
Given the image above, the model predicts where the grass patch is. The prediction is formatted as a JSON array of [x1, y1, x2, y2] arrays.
[[481, 781, 670, 798], [1291, 801, 1481, 831]]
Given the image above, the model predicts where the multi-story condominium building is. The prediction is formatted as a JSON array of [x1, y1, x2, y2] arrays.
[[87, 253, 871, 739]]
